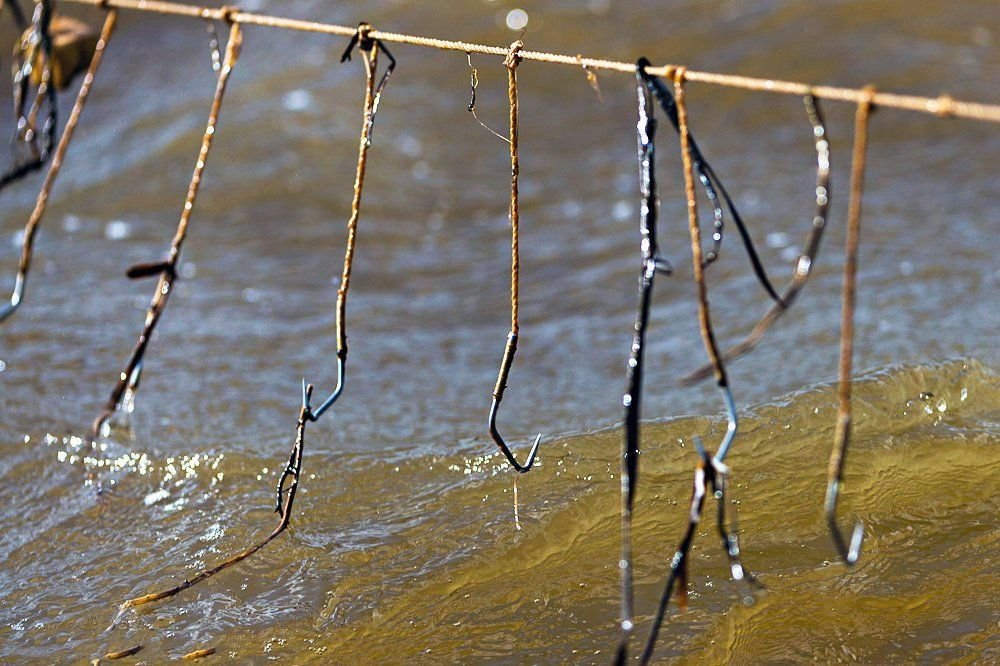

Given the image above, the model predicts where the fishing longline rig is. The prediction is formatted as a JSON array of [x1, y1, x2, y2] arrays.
[[111, 23, 395, 623], [0, 1, 113, 322], [617, 62, 771, 666], [90, 16, 243, 438]]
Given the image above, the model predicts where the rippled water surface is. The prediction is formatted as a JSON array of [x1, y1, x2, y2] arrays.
[[1, 0, 998, 663]]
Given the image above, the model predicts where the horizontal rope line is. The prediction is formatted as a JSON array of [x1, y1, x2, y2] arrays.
[[60, 0, 1000, 123]]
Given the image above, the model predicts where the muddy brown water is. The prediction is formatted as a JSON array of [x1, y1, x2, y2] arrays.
[[0, 0, 998, 662]]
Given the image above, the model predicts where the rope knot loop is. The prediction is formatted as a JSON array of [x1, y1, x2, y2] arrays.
[[931, 93, 955, 117], [671, 66, 687, 86], [505, 40, 523, 70], [341, 21, 375, 62], [218, 5, 239, 24], [860, 84, 877, 112], [357, 21, 374, 50]]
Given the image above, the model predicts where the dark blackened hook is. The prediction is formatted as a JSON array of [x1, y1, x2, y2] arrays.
[[489, 333, 542, 473], [615, 62, 673, 666], [680, 93, 833, 387], [636, 58, 783, 305]]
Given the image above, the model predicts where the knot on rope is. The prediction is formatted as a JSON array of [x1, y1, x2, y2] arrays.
[[217, 5, 239, 24], [505, 39, 523, 70], [860, 84, 878, 113], [931, 93, 955, 117], [341, 21, 375, 62]]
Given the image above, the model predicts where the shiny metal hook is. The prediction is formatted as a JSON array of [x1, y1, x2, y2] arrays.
[[0, 273, 24, 322], [301, 352, 344, 423], [713, 383, 738, 464], [826, 474, 864, 565], [488, 332, 542, 473]]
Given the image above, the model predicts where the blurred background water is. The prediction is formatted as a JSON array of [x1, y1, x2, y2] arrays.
[[0, 0, 997, 662]]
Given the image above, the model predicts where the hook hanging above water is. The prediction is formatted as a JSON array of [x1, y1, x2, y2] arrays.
[[277, 24, 395, 507], [91, 19, 243, 437], [826, 87, 877, 567], [484, 40, 543, 474]]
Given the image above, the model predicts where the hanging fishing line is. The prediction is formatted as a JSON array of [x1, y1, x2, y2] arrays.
[[113, 22, 396, 619]]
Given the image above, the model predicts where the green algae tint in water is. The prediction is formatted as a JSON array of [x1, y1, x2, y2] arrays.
[[0, 0, 999, 663]]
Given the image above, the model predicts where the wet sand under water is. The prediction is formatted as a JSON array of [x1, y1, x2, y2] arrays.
[[0, 0, 999, 663]]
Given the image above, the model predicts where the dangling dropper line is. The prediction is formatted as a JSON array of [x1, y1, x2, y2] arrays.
[[485, 40, 543, 473], [92, 16, 242, 437], [826, 86, 876, 567], [637, 68, 761, 666], [111, 23, 395, 624], [276, 22, 394, 506]]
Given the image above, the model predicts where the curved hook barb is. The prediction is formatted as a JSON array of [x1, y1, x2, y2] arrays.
[[680, 93, 833, 387], [825, 466, 864, 565], [713, 383, 738, 464], [636, 58, 783, 305], [0, 273, 24, 322], [488, 333, 542, 473], [301, 352, 344, 423]]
